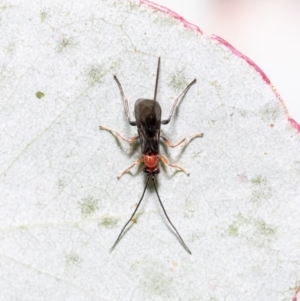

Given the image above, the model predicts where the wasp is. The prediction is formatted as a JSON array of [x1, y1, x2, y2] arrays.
[[100, 58, 203, 254]]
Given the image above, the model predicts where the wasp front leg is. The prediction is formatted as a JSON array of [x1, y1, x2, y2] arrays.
[[117, 156, 144, 179]]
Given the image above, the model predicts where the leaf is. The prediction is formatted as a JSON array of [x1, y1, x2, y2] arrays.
[[1, 0, 300, 300]]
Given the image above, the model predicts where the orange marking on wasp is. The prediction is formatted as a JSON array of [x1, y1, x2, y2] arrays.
[[143, 154, 159, 171]]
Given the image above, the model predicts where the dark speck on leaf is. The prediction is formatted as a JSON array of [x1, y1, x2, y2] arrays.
[[35, 91, 45, 99]]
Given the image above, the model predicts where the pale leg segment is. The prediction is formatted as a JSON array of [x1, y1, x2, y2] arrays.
[[161, 133, 203, 148], [117, 156, 144, 179], [100, 126, 138, 144], [159, 155, 189, 175]]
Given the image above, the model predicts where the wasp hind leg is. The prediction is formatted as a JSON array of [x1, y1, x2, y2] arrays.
[[161, 79, 197, 125], [113, 75, 137, 126]]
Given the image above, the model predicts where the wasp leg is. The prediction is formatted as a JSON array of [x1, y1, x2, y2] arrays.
[[114, 75, 137, 126], [100, 126, 138, 144], [159, 155, 189, 176], [117, 156, 144, 179], [160, 133, 203, 148], [161, 79, 197, 125]]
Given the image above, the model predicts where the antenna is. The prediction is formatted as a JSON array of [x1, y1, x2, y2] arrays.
[[110, 175, 150, 251], [151, 176, 192, 254]]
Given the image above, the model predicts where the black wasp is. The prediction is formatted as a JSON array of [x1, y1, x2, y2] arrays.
[[100, 58, 203, 254]]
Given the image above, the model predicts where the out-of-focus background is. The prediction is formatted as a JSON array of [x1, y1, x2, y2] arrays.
[[152, 0, 300, 123]]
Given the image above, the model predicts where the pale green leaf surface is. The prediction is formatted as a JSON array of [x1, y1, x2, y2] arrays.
[[1, 0, 300, 300]]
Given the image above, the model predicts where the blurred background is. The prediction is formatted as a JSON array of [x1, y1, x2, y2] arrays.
[[153, 0, 300, 123]]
